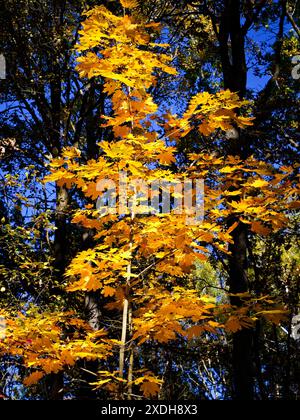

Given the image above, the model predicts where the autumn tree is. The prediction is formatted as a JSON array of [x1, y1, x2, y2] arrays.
[[0, 0, 299, 400]]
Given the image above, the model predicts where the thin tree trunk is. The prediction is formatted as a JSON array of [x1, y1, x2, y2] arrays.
[[119, 296, 129, 379], [76, 79, 104, 400], [127, 305, 134, 399], [119, 201, 135, 398]]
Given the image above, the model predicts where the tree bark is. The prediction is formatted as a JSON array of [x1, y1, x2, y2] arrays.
[[219, 0, 254, 400], [76, 79, 104, 400]]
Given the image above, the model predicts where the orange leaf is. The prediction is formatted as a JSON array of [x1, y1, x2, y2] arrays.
[[251, 221, 271, 236], [120, 0, 138, 8], [227, 221, 239, 234], [140, 380, 161, 397], [102, 285, 116, 297], [24, 371, 44, 386]]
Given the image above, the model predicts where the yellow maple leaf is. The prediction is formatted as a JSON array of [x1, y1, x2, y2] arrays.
[[224, 190, 243, 196], [247, 179, 269, 188], [120, 0, 138, 9], [219, 166, 237, 173], [256, 309, 288, 325], [229, 200, 251, 212]]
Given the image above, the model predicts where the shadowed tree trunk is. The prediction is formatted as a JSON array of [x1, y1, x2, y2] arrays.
[[218, 0, 254, 400], [76, 79, 105, 400]]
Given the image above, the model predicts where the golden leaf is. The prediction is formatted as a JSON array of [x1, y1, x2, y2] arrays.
[[247, 179, 269, 188], [120, 0, 138, 9]]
